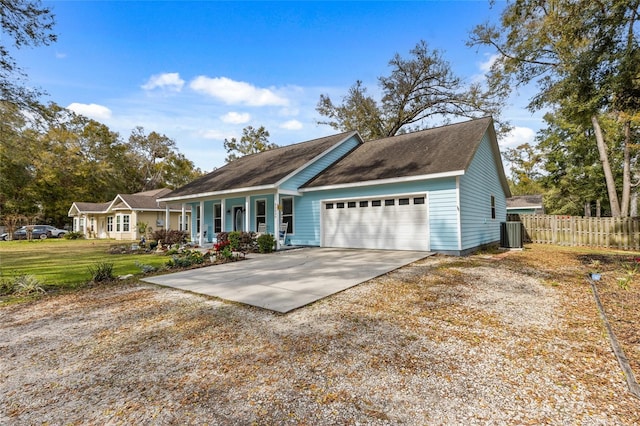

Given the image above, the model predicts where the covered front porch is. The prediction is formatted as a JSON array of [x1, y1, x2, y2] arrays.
[[162, 189, 296, 249]]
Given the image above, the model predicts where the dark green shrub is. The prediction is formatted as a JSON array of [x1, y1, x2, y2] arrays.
[[152, 229, 187, 246], [257, 234, 275, 253], [228, 231, 241, 251], [64, 231, 85, 240], [88, 262, 115, 283]]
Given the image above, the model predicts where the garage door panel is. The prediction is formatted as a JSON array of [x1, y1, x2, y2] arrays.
[[322, 195, 428, 251]]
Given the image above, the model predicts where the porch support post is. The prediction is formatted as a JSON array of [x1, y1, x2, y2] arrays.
[[274, 192, 280, 251], [199, 201, 204, 246], [221, 199, 226, 232], [181, 203, 186, 231], [245, 196, 250, 232], [165, 205, 170, 231]]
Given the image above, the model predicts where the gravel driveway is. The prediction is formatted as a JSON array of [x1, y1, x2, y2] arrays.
[[1, 251, 639, 424]]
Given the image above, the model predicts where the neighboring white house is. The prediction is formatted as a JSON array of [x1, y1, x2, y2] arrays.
[[158, 117, 511, 255], [68, 188, 184, 240]]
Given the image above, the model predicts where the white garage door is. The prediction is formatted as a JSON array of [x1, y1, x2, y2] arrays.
[[321, 195, 429, 251]]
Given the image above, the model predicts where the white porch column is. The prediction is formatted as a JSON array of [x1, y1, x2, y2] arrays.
[[181, 203, 186, 231], [221, 199, 226, 232], [199, 201, 204, 246], [165, 205, 170, 231], [274, 192, 280, 250], [245, 196, 250, 232]]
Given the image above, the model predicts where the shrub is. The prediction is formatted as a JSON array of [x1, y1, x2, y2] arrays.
[[134, 261, 156, 274], [0, 274, 45, 296], [166, 249, 205, 269], [64, 231, 85, 240], [152, 229, 187, 246], [257, 234, 275, 253], [88, 262, 115, 283], [228, 231, 242, 251]]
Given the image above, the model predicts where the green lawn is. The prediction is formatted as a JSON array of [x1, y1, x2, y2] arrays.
[[0, 239, 169, 288]]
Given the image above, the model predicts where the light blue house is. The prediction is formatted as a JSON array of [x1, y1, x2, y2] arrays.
[[158, 117, 510, 255]]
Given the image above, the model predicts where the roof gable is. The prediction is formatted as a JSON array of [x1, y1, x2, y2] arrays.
[[303, 117, 495, 188], [507, 195, 543, 209], [161, 131, 356, 200]]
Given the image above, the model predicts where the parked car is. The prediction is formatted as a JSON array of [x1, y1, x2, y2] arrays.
[[0, 225, 67, 240]]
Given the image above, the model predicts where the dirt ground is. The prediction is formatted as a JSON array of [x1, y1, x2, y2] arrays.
[[1, 244, 639, 425]]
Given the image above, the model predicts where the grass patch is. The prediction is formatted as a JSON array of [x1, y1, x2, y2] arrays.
[[0, 239, 167, 289]]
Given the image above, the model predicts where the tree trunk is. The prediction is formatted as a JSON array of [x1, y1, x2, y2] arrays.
[[591, 115, 621, 217], [620, 120, 632, 217]]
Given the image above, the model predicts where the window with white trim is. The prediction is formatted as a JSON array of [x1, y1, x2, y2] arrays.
[[179, 214, 189, 231], [107, 216, 113, 232], [122, 214, 130, 232], [491, 195, 496, 219], [255, 199, 266, 229], [281, 197, 294, 234], [214, 204, 222, 233]]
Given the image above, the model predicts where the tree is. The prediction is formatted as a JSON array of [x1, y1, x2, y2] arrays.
[[536, 111, 619, 216], [223, 125, 278, 162], [469, 0, 640, 216], [0, 103, 203, 226], [503, 142, 544, 196], [316, 40, 508, 140], [0, 0, 57, 109]]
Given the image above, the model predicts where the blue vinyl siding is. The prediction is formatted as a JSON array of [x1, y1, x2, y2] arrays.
[[279, 135, 361, 192], [295, 178, 459, 251], [459, 132, 507, 250]]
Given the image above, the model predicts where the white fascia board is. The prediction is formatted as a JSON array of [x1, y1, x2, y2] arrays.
[[157, 184, 277, 203], [299, 170, 464, 193], [274, 131, 362, 187], [67, 204, 79, 217], [105, 195, 129, 212]]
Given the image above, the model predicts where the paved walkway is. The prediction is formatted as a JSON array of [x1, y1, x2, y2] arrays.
[[142, 248, 431, 313]]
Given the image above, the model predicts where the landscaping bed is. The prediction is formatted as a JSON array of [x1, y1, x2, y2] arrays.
[[1, 244, 639, 424]]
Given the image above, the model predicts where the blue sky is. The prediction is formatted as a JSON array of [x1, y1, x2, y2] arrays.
[[16, 0, 542, 172]]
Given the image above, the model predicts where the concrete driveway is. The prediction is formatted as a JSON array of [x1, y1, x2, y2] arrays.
[[142, 248, 431, 313]]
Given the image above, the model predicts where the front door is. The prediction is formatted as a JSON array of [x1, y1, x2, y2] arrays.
[[233, 206, 244, 231]]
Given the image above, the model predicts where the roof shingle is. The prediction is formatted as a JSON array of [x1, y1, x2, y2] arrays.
[[303, 117, 494, 188], [161, 131, 356, 199]]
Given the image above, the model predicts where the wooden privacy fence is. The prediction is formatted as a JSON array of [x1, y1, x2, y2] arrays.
[[509, 214, 640, 251]]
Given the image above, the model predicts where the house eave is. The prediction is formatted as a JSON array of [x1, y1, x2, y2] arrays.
[[158, 184, 279, 203], [299, 170, 465, 192], [274, 131, 362, 187]]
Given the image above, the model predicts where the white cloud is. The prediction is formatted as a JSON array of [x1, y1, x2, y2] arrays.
[[279, 119, 303, 130], [499, 126, 536, 150], [141, 72, 185, 92], [67, 103, 112, 121], [55, 52, 67, 59], [471, 53, 501, 84], [479, 53, 500, 74], [221, 111, 251, 124], [189, 76, 289, 107], [200, 129, 231, 140]]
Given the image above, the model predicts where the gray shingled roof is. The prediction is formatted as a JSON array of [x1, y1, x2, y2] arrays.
[[117, 188, 173, 210], [73, 202, 110, 213], [303, 117, 496, 188], [71, 188, 175, 213], [161, 131, 356, 200], [507, 195, 543, 208]]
